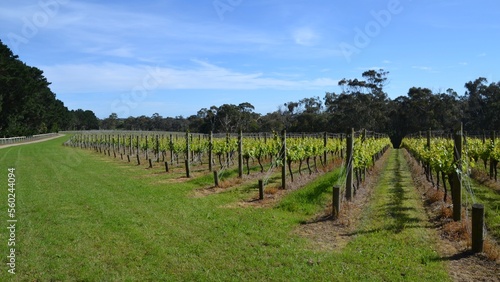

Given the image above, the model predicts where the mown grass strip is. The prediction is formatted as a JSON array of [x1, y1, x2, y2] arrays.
[[337, 149, 450, 281]]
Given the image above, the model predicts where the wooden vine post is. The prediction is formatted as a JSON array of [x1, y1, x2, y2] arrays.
[[451, 123, 463, 221], [426, 129, 431, 181], [145, 135, 149, 160], [169, 134, 174, 165], [156, 135, 160, 162], [281, 130, 287, 190], [136, 135, 140, 165], [346, 128, 354, 201], [122, 134, 126, 156], [103, 134, 106, 155], [238, 130, 243, 178], [111, 135, 115, 158], [472, 203, 485, 253], [185, 131, 191, 178], [214, 171, 219, 187], [259, 180, 264, 200], [323, 132, 328, 166], [332, 185, 341, 219], [106, 135, 110, 155], [117, 135, 120, 158], [209, 131, 213, 172], [129, 134, 132, 156], [161, 135, 165, 162]]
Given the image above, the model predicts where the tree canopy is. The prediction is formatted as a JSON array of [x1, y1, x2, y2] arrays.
[[0, 40, 99, 136]]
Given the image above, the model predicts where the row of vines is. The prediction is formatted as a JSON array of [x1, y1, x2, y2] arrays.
[[402, 129, 500, 244], [64, 130, 391, 190], [402, 133, 500, 188]]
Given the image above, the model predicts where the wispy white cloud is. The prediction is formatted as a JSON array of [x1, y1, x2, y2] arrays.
[[1, 0, 287, 59], [292, 27, 320, 46], [83, 46, 136, 58], [1, 0, 350, 66], [41, 60, 339, 94]]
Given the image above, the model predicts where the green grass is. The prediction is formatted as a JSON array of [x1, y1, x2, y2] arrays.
[[464, 161, 500, 240], [466, 178, 500, 241], [0, 137, 450, 281], [277, 169, 342, 216], [336, 149, 450, 281]]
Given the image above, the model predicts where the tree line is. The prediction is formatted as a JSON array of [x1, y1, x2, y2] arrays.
[[0, 40, 100, 136], [102, 70, 500, 147]]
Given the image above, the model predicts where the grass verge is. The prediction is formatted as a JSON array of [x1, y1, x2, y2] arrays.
[[465, 178, 500, 241]]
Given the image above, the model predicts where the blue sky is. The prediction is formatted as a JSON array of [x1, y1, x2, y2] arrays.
[[1, 0, 498, 119]]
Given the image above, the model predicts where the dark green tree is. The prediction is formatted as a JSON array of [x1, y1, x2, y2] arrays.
[[324, 69, 390, 133], [0, 39, 98, 135]]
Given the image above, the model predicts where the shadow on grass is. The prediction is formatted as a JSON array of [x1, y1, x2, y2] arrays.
[[431, 250, 476, 262], [349, 151, 424, 236], [385, 152, 421, 233]]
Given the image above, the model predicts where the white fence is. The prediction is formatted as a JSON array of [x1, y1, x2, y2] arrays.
[[0, 133, 59, 145]]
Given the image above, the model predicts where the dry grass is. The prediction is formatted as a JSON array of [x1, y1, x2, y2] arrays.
[[484, 240, 500, 261], [264, 186, 279, 195], [427, 189, 445, 204], [218, 177, 243, 189], [437, 202, 453, 219], [442, 220, 470, 242]]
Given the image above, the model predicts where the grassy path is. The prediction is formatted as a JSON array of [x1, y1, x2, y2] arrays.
[[337, 149, 449, 281], [0, 138, 451, 281]]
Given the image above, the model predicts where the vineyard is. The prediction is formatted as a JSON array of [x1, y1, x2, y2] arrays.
[[2, 129, 499, 280], [64, 130, 390, 197], [64, 127, 500, 248]]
